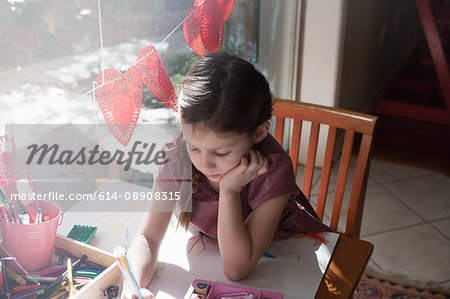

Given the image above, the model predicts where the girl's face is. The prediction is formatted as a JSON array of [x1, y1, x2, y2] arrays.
[[182, 123, 254, 183]]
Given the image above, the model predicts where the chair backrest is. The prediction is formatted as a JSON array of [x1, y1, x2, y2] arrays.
[[272, 98, 377, 238]]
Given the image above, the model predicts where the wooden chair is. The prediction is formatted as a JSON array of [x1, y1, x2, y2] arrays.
[[272, 98, 378, 238]]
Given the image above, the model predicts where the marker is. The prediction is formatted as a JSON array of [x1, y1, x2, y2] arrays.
[[36, 208, 42, 224], [14, 205, 17, 223], [76, 269, 101, 274], [73, 277, 92, 284], [12, 284, 41, 293], [24, 170, 41, 213], [42, 254, 87, 297], [67, 258, 74, 297], [10, 286, 44, 299], [0, 183, 9, 203], [23, 171, 38, 223], [44, 281, 67, 298], [23, 205, 36, 224], [73, 271, 98, 279], [113, 245, 143, 299], [6, 266, 27, 285], [7, 206, 14, 222], [40, 264, 66, 277], [22, 214, 30, 224], [46, 289, 67, 299], [28, 276, 58, 283], [16, 200, 26, 216]]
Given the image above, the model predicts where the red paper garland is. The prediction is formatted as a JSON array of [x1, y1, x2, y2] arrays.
[[184, 0, 236, 56], [94, 0, 236, 145], [216, 0, 236, 21], [95, 66, 143, 146], [136, 45, 177, 112]]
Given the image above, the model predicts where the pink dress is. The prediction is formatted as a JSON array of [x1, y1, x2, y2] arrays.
[[156, 133, 331, 240]]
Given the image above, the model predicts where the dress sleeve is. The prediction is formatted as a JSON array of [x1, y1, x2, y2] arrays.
[[247, 153, 299, 210]]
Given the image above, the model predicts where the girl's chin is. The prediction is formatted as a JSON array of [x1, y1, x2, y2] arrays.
[[205, 174, 221, 182]]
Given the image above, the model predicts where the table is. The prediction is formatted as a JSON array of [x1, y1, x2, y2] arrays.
[[57, 181, 373, 299]]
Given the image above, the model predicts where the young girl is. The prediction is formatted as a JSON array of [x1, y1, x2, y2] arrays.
[[121, 51, 331, 299]]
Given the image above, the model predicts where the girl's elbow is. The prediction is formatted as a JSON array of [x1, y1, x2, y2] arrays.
[[223, 265, 251, 281]]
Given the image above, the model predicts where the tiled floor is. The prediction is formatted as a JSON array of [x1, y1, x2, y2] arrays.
[[296, 158, 450, 289], [364, 160, 450, 287]]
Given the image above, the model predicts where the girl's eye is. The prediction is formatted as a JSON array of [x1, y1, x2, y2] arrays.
[[186, 144, 199, 152], [214, 152, 230, 157]]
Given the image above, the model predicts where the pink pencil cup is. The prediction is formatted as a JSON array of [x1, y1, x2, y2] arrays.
[[0, 200, 63, 274]]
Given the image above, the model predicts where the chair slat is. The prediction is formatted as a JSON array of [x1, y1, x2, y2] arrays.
[[275, 116, 285, 146], [302, 122, 320, 199], [289, 120, 302, 177], [346, 134, 374, 237], [272, 99, 376, 135], [316, 126, 337, 219], [330, 130, 355, 231]]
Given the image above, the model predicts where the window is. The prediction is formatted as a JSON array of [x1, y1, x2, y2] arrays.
[[0, 0, 297, 130]]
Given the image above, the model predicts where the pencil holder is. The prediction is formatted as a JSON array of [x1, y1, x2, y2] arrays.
[[0, 200, 63, 274]]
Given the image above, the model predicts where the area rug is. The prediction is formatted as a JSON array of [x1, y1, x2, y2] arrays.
[[354, 269, 450, 299]]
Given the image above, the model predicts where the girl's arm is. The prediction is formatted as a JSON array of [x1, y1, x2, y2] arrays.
[[218, 149, 290, 280], [218, 191, 289, 280], [121, 183, 174, 299]]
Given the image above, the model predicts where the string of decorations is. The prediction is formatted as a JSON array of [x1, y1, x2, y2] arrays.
[[94, 0, 235, 146], [0, 0, 236, 192]]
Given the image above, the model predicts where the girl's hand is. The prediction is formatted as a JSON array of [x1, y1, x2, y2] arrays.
[[120, 284, 154, 299], [219, 149, 269, 193]]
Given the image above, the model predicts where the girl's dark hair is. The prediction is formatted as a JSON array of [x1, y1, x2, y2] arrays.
[[177, 51, 273, 230], [178, 51, 273, 134]]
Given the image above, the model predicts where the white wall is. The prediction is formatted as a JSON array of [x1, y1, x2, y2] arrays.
[[297, 0, 348, 166], [258, 0, 421, 167], [299, 0, 348, 107]]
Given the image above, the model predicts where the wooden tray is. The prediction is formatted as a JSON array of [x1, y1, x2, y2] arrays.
[[54, 234, 122, 298]]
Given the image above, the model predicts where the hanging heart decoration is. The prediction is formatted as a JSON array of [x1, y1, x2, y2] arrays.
[[216, 0, 236, 21], [136, 45, 178, 112], [184, 0, 236, 56], [95, 66, 143, 146]]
